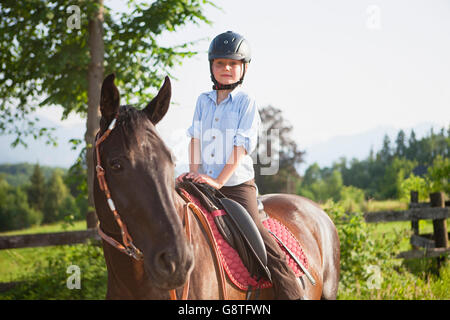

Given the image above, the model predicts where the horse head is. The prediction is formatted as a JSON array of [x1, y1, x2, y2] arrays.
[[94, 73, 194, 291]]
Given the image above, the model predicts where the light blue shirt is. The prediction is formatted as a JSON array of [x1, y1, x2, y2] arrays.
[[186, 87, 260, 186]]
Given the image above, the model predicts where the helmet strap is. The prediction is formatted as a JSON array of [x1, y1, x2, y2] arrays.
[[210, 61, 247, 91]]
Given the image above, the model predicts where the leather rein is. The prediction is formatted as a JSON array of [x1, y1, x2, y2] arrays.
[[94, 114, 227, 300]]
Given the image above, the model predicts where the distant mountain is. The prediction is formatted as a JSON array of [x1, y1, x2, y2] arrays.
[[299, 122, 446, 173], [1, 116, 446, 177]]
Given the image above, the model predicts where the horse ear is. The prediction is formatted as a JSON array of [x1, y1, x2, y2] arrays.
[[144, 76, 171, 125], [100, 73, 120, 122]]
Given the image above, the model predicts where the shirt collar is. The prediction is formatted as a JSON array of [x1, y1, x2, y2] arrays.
[[207, 85, 243, 104], [229, 86, 243, 100]]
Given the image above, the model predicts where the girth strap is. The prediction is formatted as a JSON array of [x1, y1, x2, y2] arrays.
[[170, 193, 228, 300], [170, 201, 192, 300]]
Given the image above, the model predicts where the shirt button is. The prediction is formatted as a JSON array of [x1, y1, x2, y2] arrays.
[[215, 118, 219, 122], [212, 136, 216, 139], [209, 171, 212, 174], [211, 153, 214, 157]]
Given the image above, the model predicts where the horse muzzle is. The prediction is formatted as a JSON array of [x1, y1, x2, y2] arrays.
[[145, 243, 194, 290]]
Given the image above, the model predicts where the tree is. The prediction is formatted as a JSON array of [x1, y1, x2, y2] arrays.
[[395, 129, 406, 157], [406, 129, 418, 160], [298, 167, 343, 203], [42, 169, 73, 223], [326, 169, 344, 201], [1, 0, 213, 227], [0, 176, 42, 231], [302, 163, 321, 186], [254, 105, 305, 194], [64, 145, 89, 219], [300, 126, 449, 201], [27, 163, 46, 212], [379, 134, 392, 164], [379, 157, 417, 199], [427, 155, 450, 195]]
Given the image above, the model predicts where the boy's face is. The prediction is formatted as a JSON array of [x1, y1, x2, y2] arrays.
[[212, 58, 246, 86]]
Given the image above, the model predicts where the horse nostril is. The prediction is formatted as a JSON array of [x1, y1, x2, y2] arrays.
[[155, 251, 177, 276]]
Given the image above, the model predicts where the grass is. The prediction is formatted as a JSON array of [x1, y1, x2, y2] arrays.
[[364, 199, 408, 212], [0, 220, 87, 283], [0, 220, 86, 236], [338, 264, 450, 300], [328, 198, 450, 299], [0, 202, 449, 300]]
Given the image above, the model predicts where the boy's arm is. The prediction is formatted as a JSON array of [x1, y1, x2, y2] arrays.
[[185, 145, 246, 188], [215, 145, 247, 187], [189, 138, 201, 173], [177, 138, 201, 183]]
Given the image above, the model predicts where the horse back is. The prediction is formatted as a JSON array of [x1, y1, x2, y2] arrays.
[[259, 193, 340, 299]]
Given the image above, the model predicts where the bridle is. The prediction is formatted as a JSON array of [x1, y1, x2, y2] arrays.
[[95, 114, 143, 261], [94, 114, 228, 300]]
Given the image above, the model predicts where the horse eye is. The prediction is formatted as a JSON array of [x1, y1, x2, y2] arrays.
[[109, 159, 122, 171]]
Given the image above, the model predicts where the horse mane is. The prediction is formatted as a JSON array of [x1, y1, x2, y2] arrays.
[[114, 104, 175, 164]]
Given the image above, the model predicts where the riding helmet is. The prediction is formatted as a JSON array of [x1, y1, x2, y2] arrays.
[[208, 31, 251, 90], [208, 31, 251, 63]]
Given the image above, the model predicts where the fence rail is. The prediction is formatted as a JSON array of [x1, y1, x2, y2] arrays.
[[0, 229, 100, 250], [364, 191, 449, 262], [0, 190, 448, 291], [364, 207, 450, 223]]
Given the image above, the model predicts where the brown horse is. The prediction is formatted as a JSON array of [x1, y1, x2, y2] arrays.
[[93, 73, 340, 300]]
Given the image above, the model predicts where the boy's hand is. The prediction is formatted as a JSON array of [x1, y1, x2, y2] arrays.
[[175, 171, 202, 184], [193, 174, 223, 190], [176, 172, 189, 183], [175, 172, 223, 189]]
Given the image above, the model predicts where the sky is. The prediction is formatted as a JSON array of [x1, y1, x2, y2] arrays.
[[17, 0, 450, 171]]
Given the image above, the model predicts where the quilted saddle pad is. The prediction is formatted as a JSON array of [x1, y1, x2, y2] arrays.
[[180, 189, 308, 291]]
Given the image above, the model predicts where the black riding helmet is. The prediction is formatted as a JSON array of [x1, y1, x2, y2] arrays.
[[208, 31, 251, 90]]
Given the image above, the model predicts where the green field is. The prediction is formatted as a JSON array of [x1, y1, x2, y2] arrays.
[[0, 204, 449, 300], [0, 220, 87, 283]]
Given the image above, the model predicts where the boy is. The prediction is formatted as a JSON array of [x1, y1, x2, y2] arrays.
[[176, 31, 302, 299]]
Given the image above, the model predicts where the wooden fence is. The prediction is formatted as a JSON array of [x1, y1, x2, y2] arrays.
[[0, 190, 448, 292], [0, 229, 100, 250], [0, 229, 100, 293], [1, 192, 448, 254], [364, 191, 450, 261]]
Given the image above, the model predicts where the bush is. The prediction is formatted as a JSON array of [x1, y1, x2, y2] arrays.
[[323, 200, 405, 296], [399, 174, 429, 202], [427, 155, 449, 195], [1, 242, 107, 300], [399, 155, 449, 203], [339, 185, 365, 212]]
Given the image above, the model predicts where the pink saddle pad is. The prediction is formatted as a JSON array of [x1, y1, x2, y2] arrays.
[[180, 189, 308, 291]]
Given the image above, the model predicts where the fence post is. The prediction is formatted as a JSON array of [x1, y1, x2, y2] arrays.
[[410, 191, 419, 249], [430, 191, 448, 269]]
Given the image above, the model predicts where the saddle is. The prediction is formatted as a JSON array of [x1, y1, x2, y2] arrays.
[[176, 180, 271, 282]]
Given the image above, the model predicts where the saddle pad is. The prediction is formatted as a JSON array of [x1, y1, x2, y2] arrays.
[[180, 189, 308, 291]]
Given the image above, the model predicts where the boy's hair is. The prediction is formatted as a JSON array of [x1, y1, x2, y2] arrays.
[[208, 31, 251, 90]]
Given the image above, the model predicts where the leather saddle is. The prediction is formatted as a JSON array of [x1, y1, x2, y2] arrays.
[[176, 180, 271, 282]]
